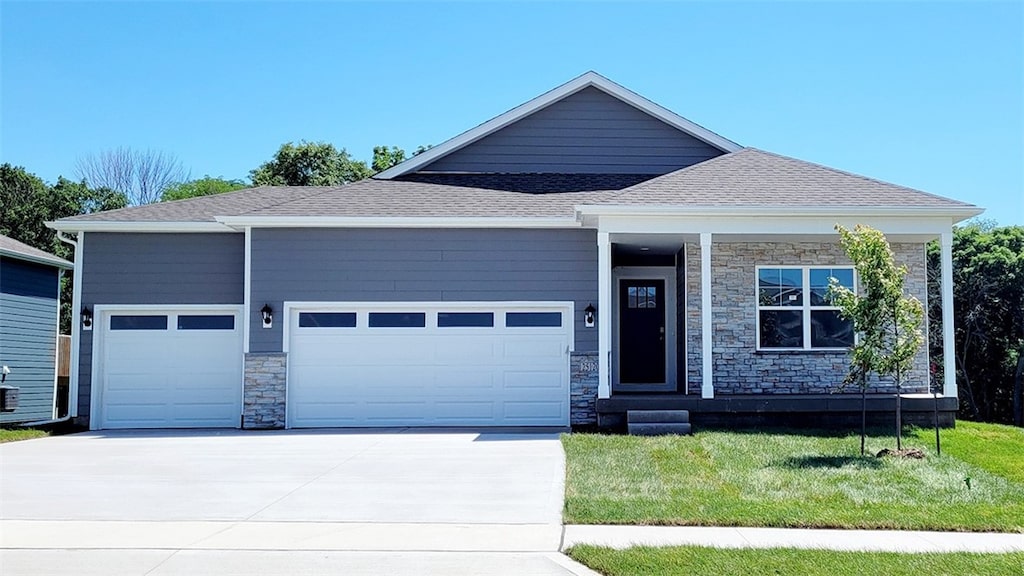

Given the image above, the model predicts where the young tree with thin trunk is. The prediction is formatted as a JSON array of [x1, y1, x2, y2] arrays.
[[829, 224, 925, 453]]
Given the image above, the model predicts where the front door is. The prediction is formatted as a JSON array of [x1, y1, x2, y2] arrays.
[[618, 279, 667, 386]]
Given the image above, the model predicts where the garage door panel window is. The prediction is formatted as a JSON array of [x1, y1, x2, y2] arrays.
[[438, 312, 494, 327], [177, 315, 235, 330], [299, 312, 356, 328], [369, 312, 426, 328], [110, 315, 168, 330], [505, 312, 562, 327]]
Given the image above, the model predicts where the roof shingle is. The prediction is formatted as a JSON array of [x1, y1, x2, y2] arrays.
[[602, 148, 976, 209], [52, 148, 976, 225], [0, 234, 72, 268]]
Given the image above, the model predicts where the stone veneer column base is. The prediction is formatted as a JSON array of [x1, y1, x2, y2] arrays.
[[570, 352, 599, 425], [243, 352, 287, 429]]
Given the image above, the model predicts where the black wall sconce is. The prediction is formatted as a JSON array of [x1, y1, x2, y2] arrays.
[[584, 303, 596, 328], [260, 304, 273, 328], [81, 306, 93, 331]]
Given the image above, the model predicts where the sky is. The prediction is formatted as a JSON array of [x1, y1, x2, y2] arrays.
[[2, 1, 1022, 224]]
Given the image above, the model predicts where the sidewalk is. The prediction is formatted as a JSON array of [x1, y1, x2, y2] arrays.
[[562, 525, 1024, 553]]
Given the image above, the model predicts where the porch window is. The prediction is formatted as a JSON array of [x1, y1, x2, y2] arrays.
[[757, 266, 854, 350]]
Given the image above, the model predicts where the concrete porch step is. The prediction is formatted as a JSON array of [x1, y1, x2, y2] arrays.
[[627, 410, 690, 424], [627, 422, 693, 436]]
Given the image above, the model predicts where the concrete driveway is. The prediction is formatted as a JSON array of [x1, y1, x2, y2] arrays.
[[0, 429, 597, 575]]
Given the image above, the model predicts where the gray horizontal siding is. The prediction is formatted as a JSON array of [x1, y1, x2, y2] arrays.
[[1, 260, 60, 423], [77, 232, 244, 420], [422, 86, 724, 174], [250, 228, 598, 353]]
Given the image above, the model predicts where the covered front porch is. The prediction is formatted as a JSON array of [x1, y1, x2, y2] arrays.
[[582, 209, 960, 428]]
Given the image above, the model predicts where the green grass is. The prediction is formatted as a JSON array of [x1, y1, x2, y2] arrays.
[[566, 545, 1024, 576], [908, 421, 1024, 483], [562, 422, 1024, 532], [0, 427, 48, 443]]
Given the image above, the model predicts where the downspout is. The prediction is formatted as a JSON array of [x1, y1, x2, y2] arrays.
[[56, 230, 81, 424]]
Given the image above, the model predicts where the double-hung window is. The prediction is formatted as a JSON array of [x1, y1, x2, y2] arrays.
[[757, 266, 855, 350]]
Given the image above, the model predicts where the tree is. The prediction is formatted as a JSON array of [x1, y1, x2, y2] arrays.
[[371, 146, 406, 173], [830, 224, 925, 452], [75, 147, 187, 206], [250, 141, 371, 186], [1, 165, 127, 333], [161, 176, 248, 202], [927, 223, 1024, 425]]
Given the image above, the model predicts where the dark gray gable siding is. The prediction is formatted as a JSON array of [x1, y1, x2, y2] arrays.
[[250, 228, 598, 353], [421, 86, 725, 174], [0, 257, 60, 424], [77, 233, 244, 419]]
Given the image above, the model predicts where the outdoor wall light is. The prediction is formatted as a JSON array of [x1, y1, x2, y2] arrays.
[[584, 303, 596, 328], [260, 304, 274, 328], [81, 307, 93, 331]]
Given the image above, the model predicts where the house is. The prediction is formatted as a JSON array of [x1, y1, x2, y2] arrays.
[[0, 234, 72, 425], [48, 72, 980, 431]]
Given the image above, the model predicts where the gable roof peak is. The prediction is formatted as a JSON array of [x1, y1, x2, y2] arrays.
[[375, 72, 741, 180]]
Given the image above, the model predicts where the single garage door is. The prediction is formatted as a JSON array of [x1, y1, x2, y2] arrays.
[[287, 303, 572, 427], [96, 307, 243, 429]]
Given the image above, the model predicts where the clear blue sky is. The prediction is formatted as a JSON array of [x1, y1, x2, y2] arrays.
[[2, 1, 1022, 223]]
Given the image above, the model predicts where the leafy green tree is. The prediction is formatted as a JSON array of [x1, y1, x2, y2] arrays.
[[371, 146, 406, 173], [1, 164, 127, 333], [927, 223, 1024, 425], [250, 141, 371, 186], [830, 224, 925, 452], [161, 176, 248, 202]]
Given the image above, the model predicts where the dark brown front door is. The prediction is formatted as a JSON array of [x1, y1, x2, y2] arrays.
[[619, 279, 666, 384]]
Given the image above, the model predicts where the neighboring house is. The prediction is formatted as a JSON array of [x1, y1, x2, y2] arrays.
[[0, 234, 72, 425], [49, 72, 980, 431]]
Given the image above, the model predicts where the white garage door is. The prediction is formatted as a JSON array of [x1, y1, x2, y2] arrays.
[[96, 307, 243, 429], [287, 303, 572, 428]]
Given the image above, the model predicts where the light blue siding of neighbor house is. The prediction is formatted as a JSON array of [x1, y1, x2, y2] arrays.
[[77, 232, 244, 419], [0, 256, 60, 424], [249, 228, 599, 353], [421, 86, 725, 174]]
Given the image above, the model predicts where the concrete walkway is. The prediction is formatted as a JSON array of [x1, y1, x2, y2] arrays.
[[563, 525, 1024, 553]]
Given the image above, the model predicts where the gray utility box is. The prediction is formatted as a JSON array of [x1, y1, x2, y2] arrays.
[[0, 386, 19, 412]]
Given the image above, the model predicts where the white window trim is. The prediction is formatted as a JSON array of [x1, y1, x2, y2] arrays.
[[754, 266, 855, 352]]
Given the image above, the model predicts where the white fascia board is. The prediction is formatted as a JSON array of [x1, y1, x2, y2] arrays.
[[215, 216, 581, 229], [45, 221, 236, 233], [575, 204, 984, 219], [0, 249, 73, 269], [375, 71, 740, 179], [591, 212, 958, 237]]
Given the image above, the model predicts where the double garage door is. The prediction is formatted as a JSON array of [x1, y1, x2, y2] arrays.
[[287, 304, 572, 428], [94, 303, 571, 429]]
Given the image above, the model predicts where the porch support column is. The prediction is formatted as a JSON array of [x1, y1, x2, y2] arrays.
[[597, 232, 612, 399], [700, 232, 714, 399], [940, 231, 957, 398]]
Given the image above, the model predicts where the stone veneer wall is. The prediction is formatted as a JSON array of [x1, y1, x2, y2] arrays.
[[243, 352, 287, 429], [685, 242, 929, 395], [570, 351, 599, 425]]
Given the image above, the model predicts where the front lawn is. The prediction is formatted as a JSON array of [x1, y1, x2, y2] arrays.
[[0, 427, 48, 443], [566, 545, 1024, 576], [562, 422, 1024, 532]]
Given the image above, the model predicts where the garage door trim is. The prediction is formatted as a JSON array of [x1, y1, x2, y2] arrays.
[[89, 304, 245, 430], [283, 300, 576, 429]]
